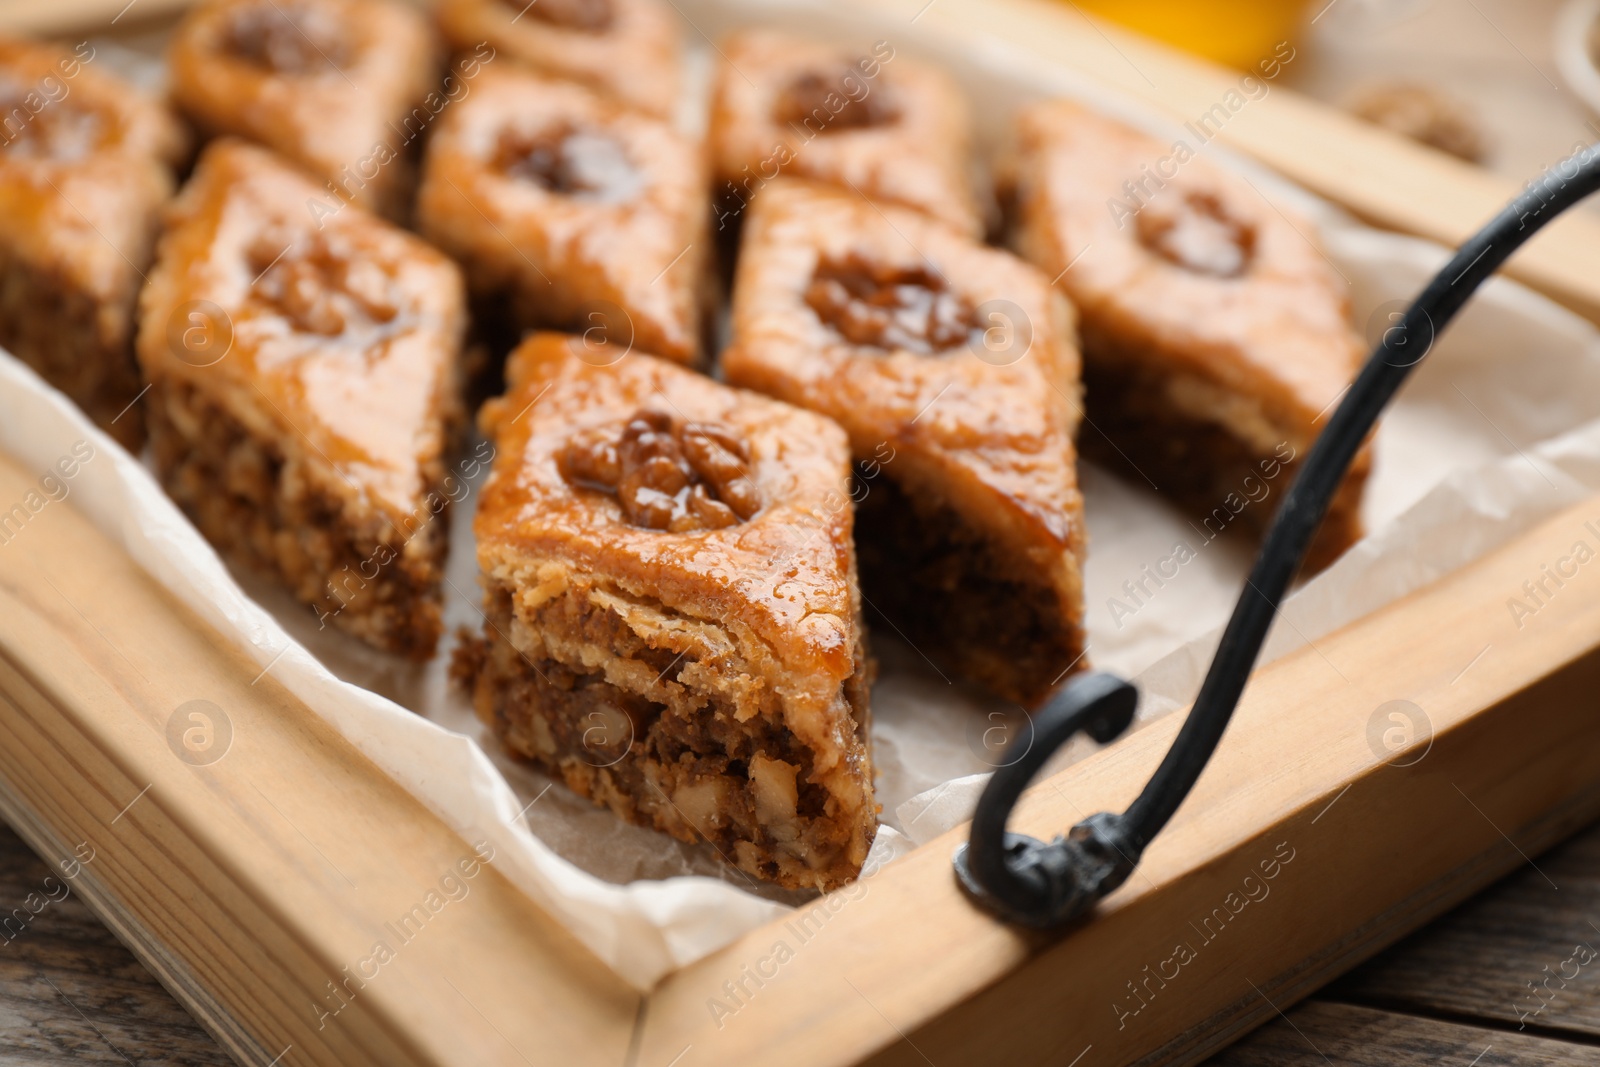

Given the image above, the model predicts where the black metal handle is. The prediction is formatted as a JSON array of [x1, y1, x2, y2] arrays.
[[956, 141, 1600, 927]]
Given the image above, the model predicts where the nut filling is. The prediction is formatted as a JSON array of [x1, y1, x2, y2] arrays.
[[805, 253, 977, 354], [773, 66, 899, 132], [497, 0, 615, 32], [222, 1, 352, 74], [247, 232, 403, 340], [558, 409, 762, 531], [493, 125, 643, 204], [1136, 190, 1257, 278]]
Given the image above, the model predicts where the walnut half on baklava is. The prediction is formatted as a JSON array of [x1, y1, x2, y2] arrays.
[[459, 333, 875, 889], [137, 140, 466, 658]]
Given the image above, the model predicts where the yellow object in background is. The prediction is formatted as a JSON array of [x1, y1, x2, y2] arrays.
[[1072, 0, 1313, 69]]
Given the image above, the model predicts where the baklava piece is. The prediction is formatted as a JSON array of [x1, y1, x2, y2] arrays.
[[436, 0, 680, 120], [168, 0, 439, 219], [137, 140, 466, 658], [723, 179, 1085, 706], [710, 30, 981, 239], [461, 333, 875, 889], [418, 66, 707, 365], [1007, 101, 1370, 572], [0, 37, 186, 449]]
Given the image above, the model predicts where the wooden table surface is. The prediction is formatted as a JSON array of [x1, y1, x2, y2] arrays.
[[1, 812, 1596, 1065], [4, 0, 1599, 1064]]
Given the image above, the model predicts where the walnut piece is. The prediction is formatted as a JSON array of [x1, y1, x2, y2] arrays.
[[248, 232, 401, 338], [1136, 190, 1256, 278], [805, 253, 976, 354], [498, 0, 614, 33], [1349, 82, 1485, 163], [222, 0, 351, 75], [559, 409, 762, 531], [494, 124, 642, 204], [774, 65, 899, 132]]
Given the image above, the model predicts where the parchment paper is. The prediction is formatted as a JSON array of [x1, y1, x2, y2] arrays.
[[4, 0, 1600, 992]]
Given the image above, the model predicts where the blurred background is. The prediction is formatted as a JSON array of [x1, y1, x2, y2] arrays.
[[1089, 0, 1600, 200]]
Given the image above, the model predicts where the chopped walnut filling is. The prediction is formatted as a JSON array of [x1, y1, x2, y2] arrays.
[[223, 1, 351, 75], [0, 90, 103, 162], [248, 232, 401, 338], [497, 0, 614, 32], [805, 253, 976, 354], [559, 409, 761, 531], [1137, 190, 1256, 278], [773, 65, 898, 132], [493, 125, 643, 204]]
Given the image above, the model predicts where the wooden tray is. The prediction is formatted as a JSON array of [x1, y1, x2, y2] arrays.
[[4, 2, 1600, 1065]]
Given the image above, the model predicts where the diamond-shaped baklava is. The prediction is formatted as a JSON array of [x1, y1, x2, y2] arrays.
[[168, 0, 439, 219], [436, 0, 680, 120], [0, 36, 186, 449], [417, 65, 707, 365], [723, 179, 1085, 707], [1007, 100, 1370, 571], [710, 29, 980, 239], [460, 332, 875, 889], [137, 140, 466, 658]]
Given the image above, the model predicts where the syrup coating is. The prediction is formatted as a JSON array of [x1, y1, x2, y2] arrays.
[[167, 0, 439, 216], [137, 139, 465, 519], [477, 333, 863, 682], [418, 66, 706, 365], [724, 179, 1085, 560], [723, 179, 1087, 703], [1007, 99, 1363, 440], [0, 36, 186, 446], [438, 0, 680, 118], [710, 30, 980, 237]]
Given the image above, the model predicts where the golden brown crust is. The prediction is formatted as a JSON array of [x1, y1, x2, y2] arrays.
[[436, 0, 681, 119], [1006, 99, 1370, 567], [0, 36, 186, 449], [137, 139, 466, 656], [710, 31, 980, 238], [471, 334, 875, 887], [723, 179, 1086, 704], [417, 66, 707, 366], [168, 0, 440, 218]]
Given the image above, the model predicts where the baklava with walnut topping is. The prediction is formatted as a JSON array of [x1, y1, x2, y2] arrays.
[[710, 30, 980, 239], [0, 36, 186, 449], [137, 140, 466, 657], [418, 65, 707, 365], [457, 332, 875, 889], [1006, 100, 1369, 571], [723, 179, 1085, 706], [168, 0, 440, 219], [436, 0, 680, 119]]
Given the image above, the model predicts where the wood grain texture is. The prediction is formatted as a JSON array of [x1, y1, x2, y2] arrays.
[[0, 0, 196, 35], [0, 452, 639, 1067], [1205, 1001, 1600, 1066], [1332, 822, 1600, 1039], [0, 822, 228, 1066]]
